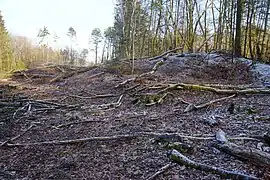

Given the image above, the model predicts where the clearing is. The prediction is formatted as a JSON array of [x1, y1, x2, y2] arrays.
[[1, 51, 270, 180]]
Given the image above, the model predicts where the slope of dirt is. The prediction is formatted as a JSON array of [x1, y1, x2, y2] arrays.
[[1, 54, 270, 180]]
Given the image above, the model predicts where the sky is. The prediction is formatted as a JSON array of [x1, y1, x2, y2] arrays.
[[0, 0, 115, 60]]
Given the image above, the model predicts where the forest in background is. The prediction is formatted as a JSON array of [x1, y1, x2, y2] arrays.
[[104, 0, 269, 61], [0, 0, 270, 76]]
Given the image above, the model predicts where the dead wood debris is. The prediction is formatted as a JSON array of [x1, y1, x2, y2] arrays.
[[148, 47, 183, 61], [146, 163, 173, 180], [0, 124, 35, 147], [94, 94, 124, 110], [214, 130, 270, 166], [115, 60, 164, 88], [168, 149, 259, 180], [68, 93, 118, 99], [179, 94, 236, 113], [50, 66, 100, 83], [1, 134, 139, 147], [145, 93, 170, 106], [55, 119, 106, 128], [0, 132, 263, 148], [156, 83, 270, 95]]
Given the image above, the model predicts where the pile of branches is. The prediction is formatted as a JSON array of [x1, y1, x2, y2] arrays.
[[12, 65, 98, 83]]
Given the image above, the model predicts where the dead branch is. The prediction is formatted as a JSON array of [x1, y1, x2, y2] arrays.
[[55, 119, 106, 128], [148, 47, 184, 61], [183, 94, 236, 113], [146, 163, 173, 180], [157, 84, 183, 94], [145, 93, 169, 106], [50, 67, 100, 83], [0, 131, 263, 148], [140, 132, 261, 141], [158, 83, 270, 95], [214, 142, 270, 166], [0, 124, 35, 147], [115, 60, 164, 88], [68, 93, 118, 99], [214, 130, 270, 166], [124, 84, 140, 93], [2, 134, 139, 147], [115, 78, 136, 88], [28, 99, 80, 109], [87, 72, 105, 79], [168, 149, 259, 180], [97, 94, 124, 109], [199, 83, 255, 89]]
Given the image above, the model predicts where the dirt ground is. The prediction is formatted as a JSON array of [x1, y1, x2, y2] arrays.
[[1, 56, 270, 180]]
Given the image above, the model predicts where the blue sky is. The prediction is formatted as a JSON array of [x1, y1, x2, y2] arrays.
[[1, 0, 115, 60]]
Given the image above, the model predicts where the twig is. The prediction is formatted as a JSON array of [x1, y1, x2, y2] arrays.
[[28, 99, 80, 108], [146, 163, 173, 180], [56, 119, 106, 128], [0, 124, 35, 147], [168, 149, 259, 180], [97, 94, 124, 109], [124, 84, 140, 93], [88, 72, 105, 79], [115, 78, 136, 88]]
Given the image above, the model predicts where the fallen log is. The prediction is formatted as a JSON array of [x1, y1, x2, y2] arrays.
[[168, 149, 259, 180], [214, 130, 270, 167], [214, 142, 270, 166]]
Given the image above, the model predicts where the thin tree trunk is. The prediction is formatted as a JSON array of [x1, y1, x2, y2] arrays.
[[234, 0, 243, 57]]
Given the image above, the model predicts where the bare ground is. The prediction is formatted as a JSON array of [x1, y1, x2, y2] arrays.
[[1, 56, 270, 180]]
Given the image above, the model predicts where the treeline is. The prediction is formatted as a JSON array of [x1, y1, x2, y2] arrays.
[[103, 0, 270, 62], [0, 12, 97, 75]]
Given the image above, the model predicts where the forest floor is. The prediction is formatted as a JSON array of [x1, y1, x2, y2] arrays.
[[1, 52, 270, 180]]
